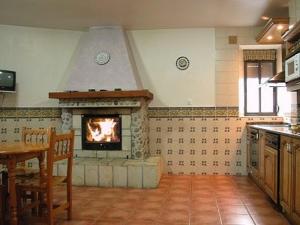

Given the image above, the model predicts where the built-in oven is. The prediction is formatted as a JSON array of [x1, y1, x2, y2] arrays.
[[249, 128, 259, 170]]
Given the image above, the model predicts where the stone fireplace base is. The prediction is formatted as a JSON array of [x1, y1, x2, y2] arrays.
[[27, 156, 162, 188]]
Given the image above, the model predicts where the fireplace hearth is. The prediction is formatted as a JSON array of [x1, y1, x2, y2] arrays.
[[48, 90, 162, 188], [82, 114, 122, 150]]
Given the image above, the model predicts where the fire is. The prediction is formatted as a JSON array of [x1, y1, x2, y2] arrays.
[[86, 118, 119, 143]]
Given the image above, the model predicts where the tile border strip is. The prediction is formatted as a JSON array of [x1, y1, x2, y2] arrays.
[[148, 107, 239, 118], [0, 107, 61, 118], [0, 107, 239, 118]]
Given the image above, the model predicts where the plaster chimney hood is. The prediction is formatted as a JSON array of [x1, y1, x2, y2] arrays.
[[65, 26, 142, 91]]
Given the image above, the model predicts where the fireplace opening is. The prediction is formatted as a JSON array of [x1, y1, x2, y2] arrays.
[[81, 114, 122, 150]]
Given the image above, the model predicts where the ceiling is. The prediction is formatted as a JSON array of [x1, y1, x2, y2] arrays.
[[0, 0, 289, 30]]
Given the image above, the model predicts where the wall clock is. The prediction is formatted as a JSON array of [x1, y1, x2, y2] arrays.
[[95, 51, 110, 65], [176, 56, 190, 70]]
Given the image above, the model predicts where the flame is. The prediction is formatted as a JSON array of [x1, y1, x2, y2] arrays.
[[86, 118, 119, 143]]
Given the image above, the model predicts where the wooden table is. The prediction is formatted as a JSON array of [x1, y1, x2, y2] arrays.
[[0, 143, 48, 225]]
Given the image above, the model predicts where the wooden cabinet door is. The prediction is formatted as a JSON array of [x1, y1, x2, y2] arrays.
[[280, 136, 292, 212], [264, 146, 278, 203], [292, 139, 300, 224]]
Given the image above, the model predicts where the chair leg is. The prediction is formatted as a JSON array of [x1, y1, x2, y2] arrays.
[[16, 188, 23, 222], [67, 179, 72, 220], [0, 186, 4, 225], [47, 207, 54, 225], [38, 192, 45, 216]]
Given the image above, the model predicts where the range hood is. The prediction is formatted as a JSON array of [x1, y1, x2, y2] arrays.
[[265, 71, 286, 87]]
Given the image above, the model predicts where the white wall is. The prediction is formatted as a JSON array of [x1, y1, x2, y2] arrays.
[[0, 26, 216, 107], [0, 25, 82, 107], [215, 27, 259, 107], [127, 28, 215, 107], [289, 0, 300, 25]]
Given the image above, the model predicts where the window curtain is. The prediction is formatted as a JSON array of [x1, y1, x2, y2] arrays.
[[243, 49, 276, 61]]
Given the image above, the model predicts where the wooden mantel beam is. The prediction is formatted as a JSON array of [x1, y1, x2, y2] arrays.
[[49, 90, 153, 101]]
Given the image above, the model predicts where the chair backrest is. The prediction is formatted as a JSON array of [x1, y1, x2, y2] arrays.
[[22, 127, 52, 144], [19, 127, 52, 168], [46, 130, 75, 181]]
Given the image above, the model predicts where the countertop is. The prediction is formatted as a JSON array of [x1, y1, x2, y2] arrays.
[[248, 124, 300, 139]]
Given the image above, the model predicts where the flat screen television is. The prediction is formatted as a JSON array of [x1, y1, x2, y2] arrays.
[[0, 70, 16, 92]]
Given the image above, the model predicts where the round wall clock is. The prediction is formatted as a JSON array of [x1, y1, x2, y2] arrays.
[[95, 51, 110, 65], [176, 56, 190, 70]]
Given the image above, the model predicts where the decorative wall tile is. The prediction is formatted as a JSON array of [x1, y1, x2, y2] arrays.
[[1, 107, 283, 177], [149, 110, 282, 176]]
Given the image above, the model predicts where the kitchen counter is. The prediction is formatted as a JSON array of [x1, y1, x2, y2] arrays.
[[248, 124, 300, 138]]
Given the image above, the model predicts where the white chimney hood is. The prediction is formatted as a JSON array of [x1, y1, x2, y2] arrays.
[[65, 26, 142, 91]]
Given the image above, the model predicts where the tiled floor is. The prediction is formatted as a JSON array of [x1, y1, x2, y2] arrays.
[[24, 175, 291, 225]]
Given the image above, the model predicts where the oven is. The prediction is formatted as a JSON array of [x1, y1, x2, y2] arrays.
[[249, 128, 259, 170]]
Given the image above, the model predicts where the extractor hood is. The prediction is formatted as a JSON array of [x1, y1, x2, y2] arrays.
[[264, 71, 286, 87]]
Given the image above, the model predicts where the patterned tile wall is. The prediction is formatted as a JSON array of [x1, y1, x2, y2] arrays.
[[0, 108, 61, 144], [148, 107, 282, 176], [0, 107, 283, 176]]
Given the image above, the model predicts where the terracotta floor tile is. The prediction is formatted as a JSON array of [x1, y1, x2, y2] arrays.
[[164, 202, 190, 211], [18, 175, 292, 225], [219, 205, 249, 215], [217, 197, 244, 205], [125, 220, 157, 225], [192, 197, 216, 204], [251, 214, 291, 225], [191, 204, 218, 214], [159, 210, 189, 223], [132, 209, 161, 221], [246, 205, 281, 215], [191, 212, 222, 225], [139, 201, 164, 210], [58, 220, 96, 225], [220, 214, 255, 225], [95, 219, 126, 225], [101, 208, 133, 220]]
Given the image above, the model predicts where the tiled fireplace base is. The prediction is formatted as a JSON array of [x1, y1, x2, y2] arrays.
[[28, 156, 162, 188]]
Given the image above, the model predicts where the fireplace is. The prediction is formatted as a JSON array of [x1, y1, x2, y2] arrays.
[[81, 114, 122, 150]]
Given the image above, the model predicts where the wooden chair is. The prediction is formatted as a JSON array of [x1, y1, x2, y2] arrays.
[[16, 130, 74, 225], [17, 127, 51, 176]]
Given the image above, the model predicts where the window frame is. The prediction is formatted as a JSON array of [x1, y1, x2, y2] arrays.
[[244, 60, 277, 116]]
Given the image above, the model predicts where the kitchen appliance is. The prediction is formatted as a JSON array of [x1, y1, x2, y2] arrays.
[[249, 128, 259, 170], [264, 132, 280, 205], [285, 53, 300, 82]]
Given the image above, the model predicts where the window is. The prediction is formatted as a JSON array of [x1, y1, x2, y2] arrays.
[[244, 61, 277, 116]]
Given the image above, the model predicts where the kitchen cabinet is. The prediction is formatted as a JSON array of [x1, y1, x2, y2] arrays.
[[280, 136, 292, 213], [291, 138, 300, 224], [280, 136, 300, 225], [264, 145, 278, 203]]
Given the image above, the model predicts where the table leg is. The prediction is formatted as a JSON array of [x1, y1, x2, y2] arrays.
[[7, 157, 18, 225]]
